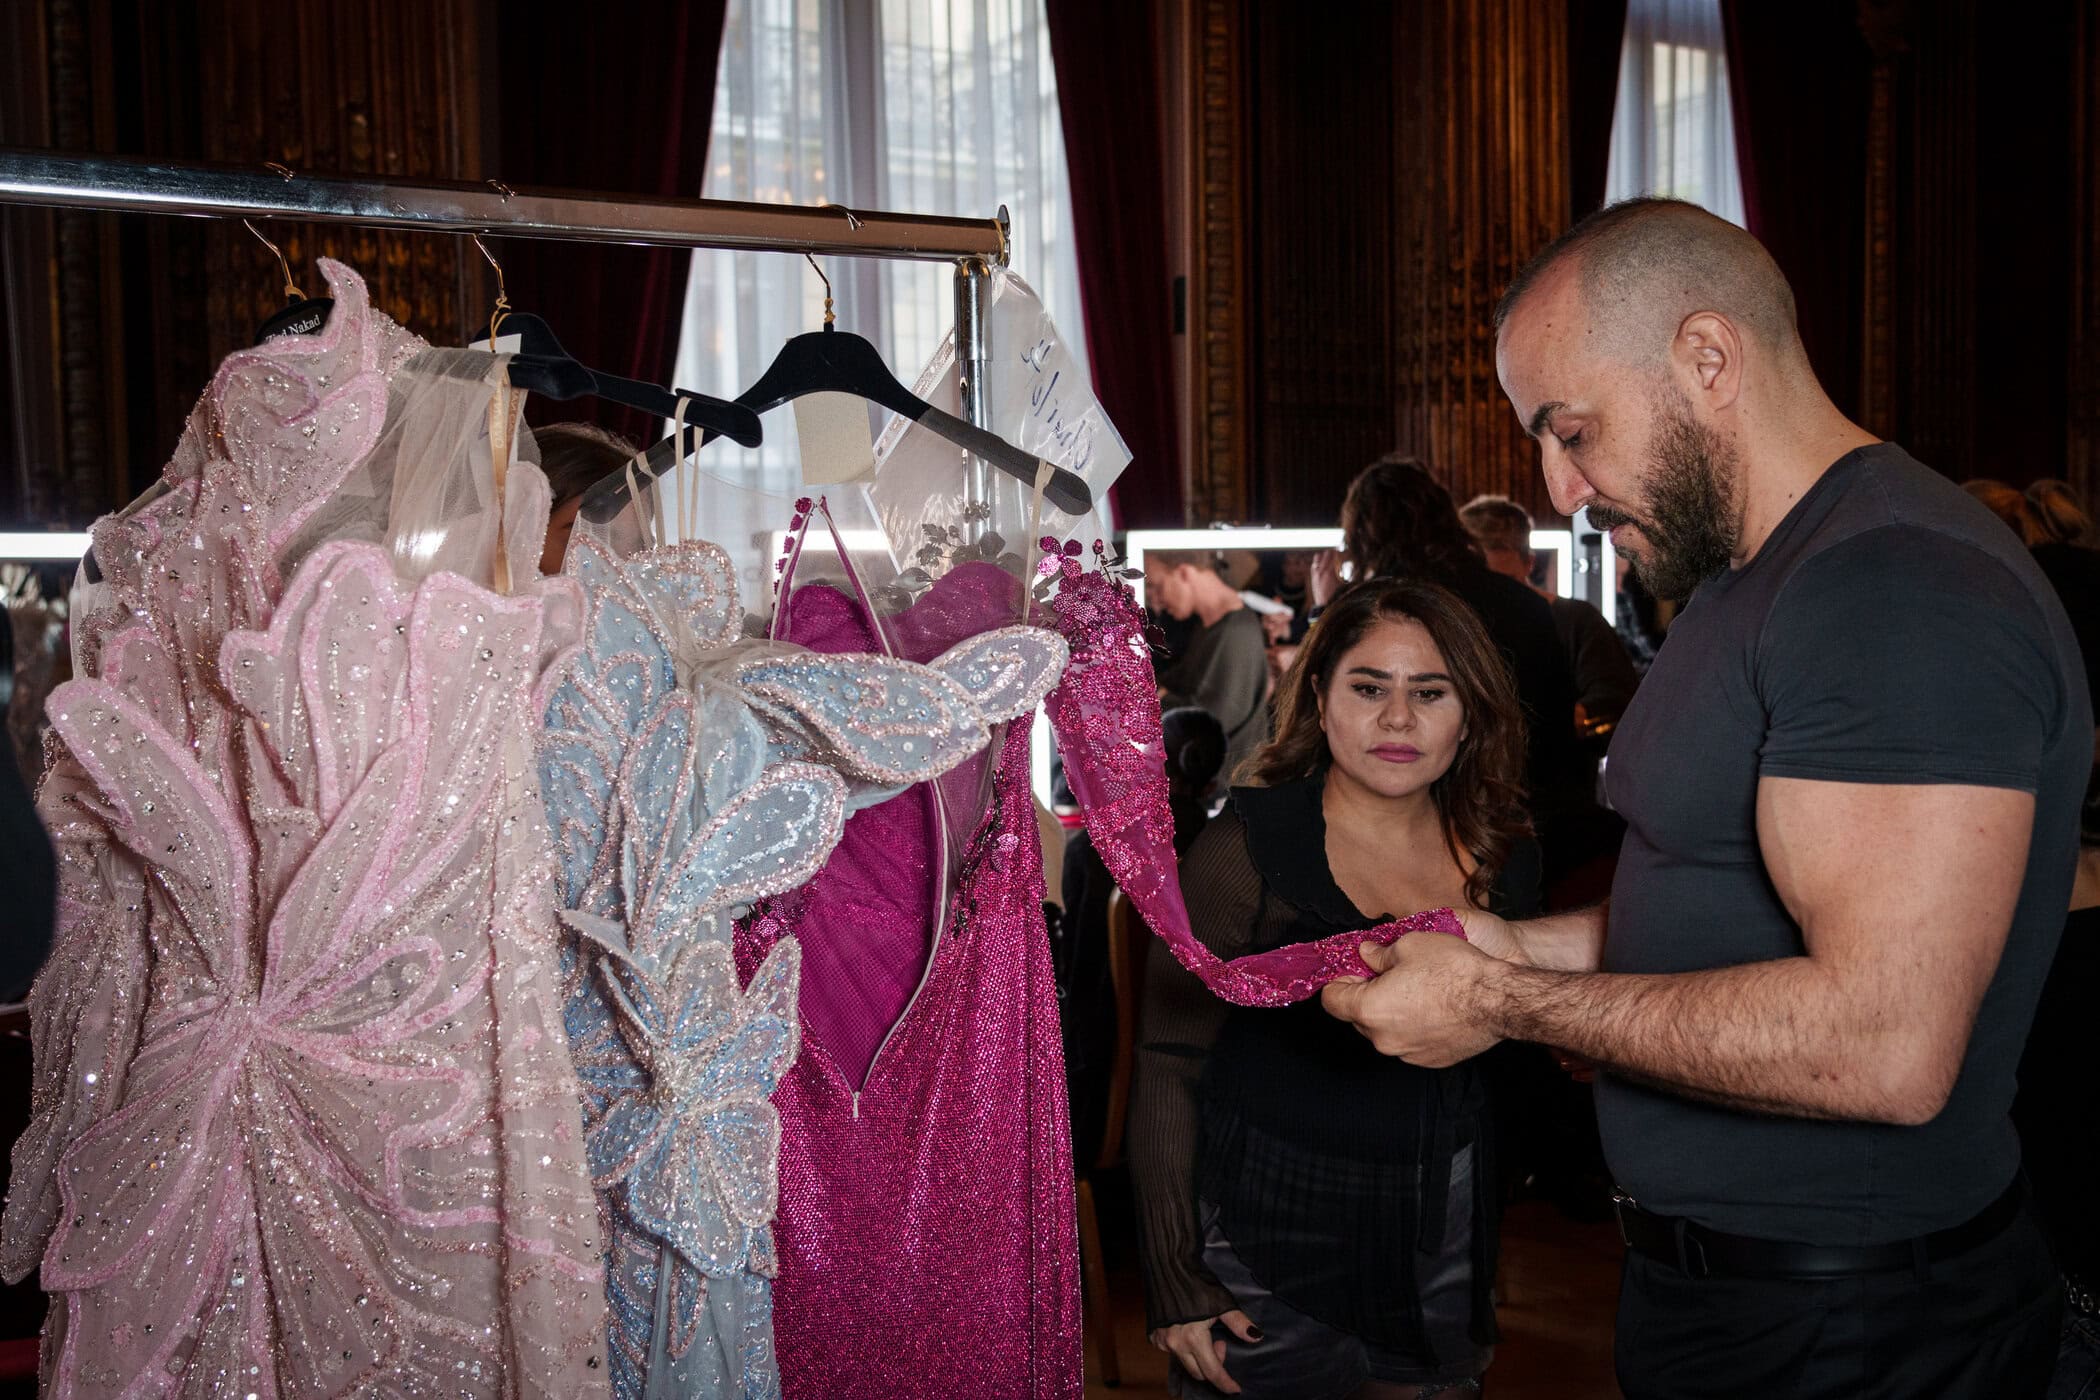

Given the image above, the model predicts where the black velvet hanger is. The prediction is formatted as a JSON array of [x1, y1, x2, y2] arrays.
[[580, 322, 1092, 523]]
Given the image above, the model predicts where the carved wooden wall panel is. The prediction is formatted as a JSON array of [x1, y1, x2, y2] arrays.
[[1245, 0, 1397, 528], [1176, 0, 1569, 529], [2, 0, 488, 526], [1889, 0, 1978, 477], [148, 0, 487, 407], [1183, 0, 1252, 526], [1857, 0, 2073, 486], [1388, 0, 1568, 521], [3, 0, 133, 528]]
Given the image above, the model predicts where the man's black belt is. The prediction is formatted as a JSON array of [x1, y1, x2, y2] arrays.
[[1613, 1178, 2025, 1280]]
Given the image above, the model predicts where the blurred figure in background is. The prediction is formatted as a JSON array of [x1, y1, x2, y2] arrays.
[[1969, 478, 2099, 780], [1964, 478, 2050, 548], [1145, 550, 1273, 780], [533, 421, 637, 575], [2024, 481, 2100, 783], [1459, 494, 1641, 733], [2001, 478, 2100, 1396], [1614, 555, 1667, 675], [2030, 479, 2097, 549]]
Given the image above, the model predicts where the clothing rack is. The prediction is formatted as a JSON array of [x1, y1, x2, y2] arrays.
[[0, 148, 1008, 513]]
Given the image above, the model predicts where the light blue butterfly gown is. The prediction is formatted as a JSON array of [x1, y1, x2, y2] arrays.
[[539, 526, 1057, 1400]]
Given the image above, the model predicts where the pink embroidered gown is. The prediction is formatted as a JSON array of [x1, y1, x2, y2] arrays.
[[3, 260, 611, 1398]]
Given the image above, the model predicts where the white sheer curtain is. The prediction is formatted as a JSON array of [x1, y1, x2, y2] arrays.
[[1603, 0, 1746, 226], [671, 0, 1087, 491]]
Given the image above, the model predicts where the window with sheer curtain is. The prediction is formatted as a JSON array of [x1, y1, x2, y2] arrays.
[[670, 0, 1087, 490], [1604, 0, 1746, 225]]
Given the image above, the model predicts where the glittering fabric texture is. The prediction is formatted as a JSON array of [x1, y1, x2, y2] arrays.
[[739, 559, 1080, 1400], [1040, 547, 1464, 1005], [8, 261, 611, 1398], [541, 531, 1037, 1399]]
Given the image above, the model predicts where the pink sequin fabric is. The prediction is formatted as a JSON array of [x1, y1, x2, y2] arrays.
[[6, 261, 610, 1398], [1039, 546, 1464, 1005], [738, 561, 1081, 1400]]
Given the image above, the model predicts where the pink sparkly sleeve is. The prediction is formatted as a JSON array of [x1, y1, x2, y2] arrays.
[[1039, 547, 1461, 1007]]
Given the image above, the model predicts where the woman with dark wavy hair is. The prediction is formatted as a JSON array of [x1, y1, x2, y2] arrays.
[[1128, 574, 1539, 1400]]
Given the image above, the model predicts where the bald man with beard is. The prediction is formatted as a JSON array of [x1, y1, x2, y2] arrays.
[[1323, 198, 2091, 1398]]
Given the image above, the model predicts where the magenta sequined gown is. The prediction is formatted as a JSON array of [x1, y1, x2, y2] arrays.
[[4, 261, 610, 1398], [736, 560, 1081, 1400]]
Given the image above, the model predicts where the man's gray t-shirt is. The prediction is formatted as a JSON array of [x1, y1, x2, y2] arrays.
[[1599, 443, 2093, 1245]]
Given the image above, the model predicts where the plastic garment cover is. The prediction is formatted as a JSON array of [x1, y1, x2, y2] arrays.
[[7, 259, 610, 1399], [541, 461, 1063, 1398], [865, 267, 1129, 559]]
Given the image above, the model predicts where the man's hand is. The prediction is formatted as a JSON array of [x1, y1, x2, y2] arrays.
[[1320, 932, 1506, 1067], [1149, 1311, 1261, 1394], [1451, 905, 1525, 963]]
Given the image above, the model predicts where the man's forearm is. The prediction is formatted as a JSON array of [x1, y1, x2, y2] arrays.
[[1505, 902, 1610, 973], [1477, 955, 1938, 1124]]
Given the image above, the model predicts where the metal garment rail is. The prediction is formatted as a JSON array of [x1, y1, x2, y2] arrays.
[[0, 148, 1006, 521]]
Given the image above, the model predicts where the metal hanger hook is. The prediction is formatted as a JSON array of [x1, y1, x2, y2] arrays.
[[803, 251, 836, 326], [471, 233, 512, 342], [242, 218, 302, 302]]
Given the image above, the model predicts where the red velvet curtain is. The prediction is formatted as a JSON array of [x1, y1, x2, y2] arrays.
[[493, 2, 730, 444], [1044, 0, 1184, 528], [1568, 0, 1628, 219], [1720, 0, 1873, 419]]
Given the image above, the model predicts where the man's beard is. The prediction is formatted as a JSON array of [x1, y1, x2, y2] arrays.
[[1588, 393, 1742, 601]]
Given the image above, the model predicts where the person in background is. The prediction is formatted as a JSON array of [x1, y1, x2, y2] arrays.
[[1145, 550, 1273, 781], [1254, 551, 1317, 643], [2025, 481, 2100, 780], [2030, 479, 2097, 549], [1613, 555, 1666, 675], [1969, 479, 2100, 779], [1058, 707, 1227, 1168], [1964, 478, 2050, 547], [2014, 839, 2100, 1400], [1455, 494, 1627, 1217], [1314, 455, 1591, 884], [534, 420, 638, 575], [1129, 577, 1537, 1399], [1459, 494, 1640, 732], [1998, 478, 2100, 1398]]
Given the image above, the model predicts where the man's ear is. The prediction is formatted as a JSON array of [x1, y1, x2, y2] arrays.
[[1676, 310, 1743, 411]]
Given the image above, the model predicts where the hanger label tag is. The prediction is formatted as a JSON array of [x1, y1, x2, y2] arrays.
[[794, 392, 877, 486], [467, 332, 524, 354]]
